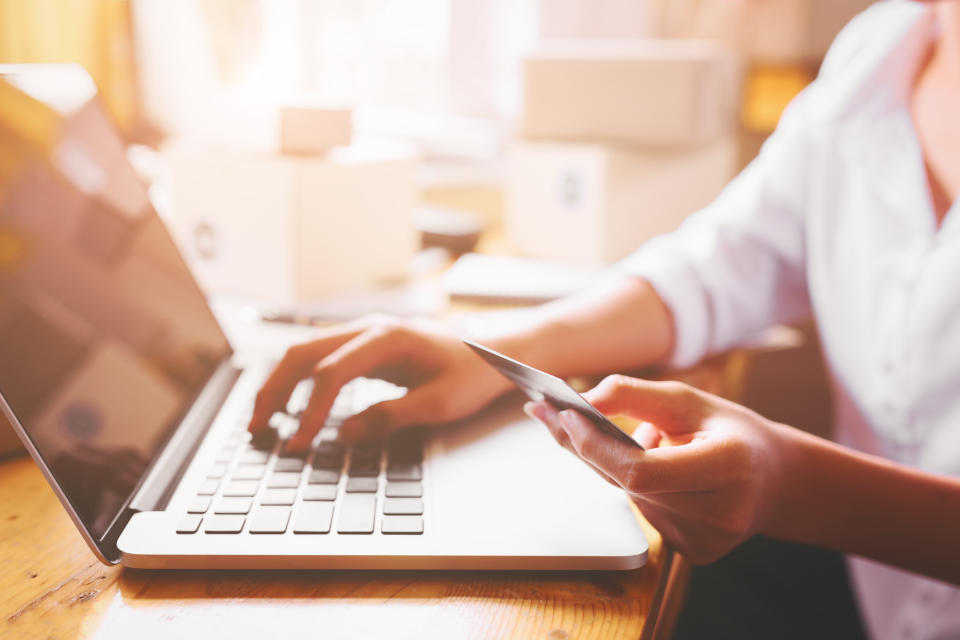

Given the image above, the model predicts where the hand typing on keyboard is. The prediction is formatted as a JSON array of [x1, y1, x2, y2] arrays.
[[247, 316, 515, 451]]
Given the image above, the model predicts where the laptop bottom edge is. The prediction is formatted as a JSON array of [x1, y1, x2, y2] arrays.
[[119, 551, 648, 571]]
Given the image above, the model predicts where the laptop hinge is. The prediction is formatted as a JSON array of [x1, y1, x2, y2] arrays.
[[127, 360, 241, 514]]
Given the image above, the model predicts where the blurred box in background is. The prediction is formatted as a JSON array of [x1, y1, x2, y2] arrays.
[[506, 136, 737, 266], [163, 141, 418, 303], [650, 0, 873, 64], [521, 39, 741, 148], [509, 33, 742, 267], [279, 106, 352, 156]]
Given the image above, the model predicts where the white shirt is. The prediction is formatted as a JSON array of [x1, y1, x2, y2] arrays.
[[621, 3, 960, 639]]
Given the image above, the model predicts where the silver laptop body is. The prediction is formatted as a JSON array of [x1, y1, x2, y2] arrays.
[[0, 64, 647, 570]]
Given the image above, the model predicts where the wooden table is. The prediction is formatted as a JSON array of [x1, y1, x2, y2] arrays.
[[0, 357, 735, 640]]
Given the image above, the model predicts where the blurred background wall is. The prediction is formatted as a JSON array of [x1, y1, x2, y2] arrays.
[[0, 0, 140, 136], [0, 0, 875, 456], [0, 0, 872, 157]]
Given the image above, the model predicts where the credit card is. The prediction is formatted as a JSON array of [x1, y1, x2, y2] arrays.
[[463, 339, 643, 450]]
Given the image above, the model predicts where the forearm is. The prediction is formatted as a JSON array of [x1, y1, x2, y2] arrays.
[[482, 275, 675, 379], [766, 424, 960, 584]]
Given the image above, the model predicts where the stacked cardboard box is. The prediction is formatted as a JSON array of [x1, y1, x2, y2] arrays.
[[654, 0, 874, 65], [546, 0, 874, 65], [507, 39, 741, 265], [163, 139, 418, 303]]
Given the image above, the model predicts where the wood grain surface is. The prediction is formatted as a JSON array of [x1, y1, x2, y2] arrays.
[[1, 454, 665, 640]]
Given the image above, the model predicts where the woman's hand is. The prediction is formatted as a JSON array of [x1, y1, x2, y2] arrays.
[[526, 374, 791, 564], [248, 315, 513, 451]]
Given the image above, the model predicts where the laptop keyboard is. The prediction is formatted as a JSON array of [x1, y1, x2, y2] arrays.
[[176, 378, 424, 537]]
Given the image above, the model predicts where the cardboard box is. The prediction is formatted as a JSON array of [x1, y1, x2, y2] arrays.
[[505, 136, 737, 265], [163, 141, 418, 302], [279, 106, 352, 155], [650, 0, 873, 64], [521, 39, 742, 148]]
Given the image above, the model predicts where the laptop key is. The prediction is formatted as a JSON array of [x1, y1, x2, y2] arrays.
[[197, 478, 220, 496], [381, 515, 424, 535], [248, 507, 290, 534], [177, 514, 203, 534], [311, 453, 343, 469], [347, 463, 379, 477], [205, 514, 246, 533], [215, 497, 254, 514], [231, 464, 266, 480], [337, 494, 376, 534], [273, 457, 304, 473], [207, 463, 228, 479], [345, 477, 378, 493], [224, 431, 250, 446], [267, 472, 302, 489], [385, 482, 422, 498], [383, 498, 423, 515], [314, 442, 344, 457], [188, 496, 212, 514], [260, 488, 297, 505], [308, 469, 340, 484], [293, 502, 334, 534], [215, 447, 237, 463], [239, 450, 270, 465], [223, 480, 260, 497], [386, 464, 422, 481], [302, 485, 337, 501]]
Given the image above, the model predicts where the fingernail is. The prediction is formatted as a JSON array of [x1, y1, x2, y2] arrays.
[[522, 402, 536, 419], [528, 402, 550, 422]]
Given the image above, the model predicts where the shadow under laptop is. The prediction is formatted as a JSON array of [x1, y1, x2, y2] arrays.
[[117, 566, 652, 603], [103, 564, 660, 639]]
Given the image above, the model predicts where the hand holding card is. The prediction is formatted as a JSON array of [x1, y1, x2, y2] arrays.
[[463, 339, 643, 450]]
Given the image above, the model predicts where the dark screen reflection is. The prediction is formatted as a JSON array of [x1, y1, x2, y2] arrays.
[[0, 68, 231, 539]]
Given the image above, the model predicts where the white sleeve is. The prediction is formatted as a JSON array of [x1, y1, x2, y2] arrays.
[[616, 1, 905, 368], [617, 88, 816, 369]]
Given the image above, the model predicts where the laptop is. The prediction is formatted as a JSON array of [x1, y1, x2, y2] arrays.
[[0, 65, 648, 570]]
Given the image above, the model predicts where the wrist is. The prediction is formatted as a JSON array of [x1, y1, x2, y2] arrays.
[[758, 420, 849, 545], [753, 419, 811, 539], [469, 313, 559, 372]]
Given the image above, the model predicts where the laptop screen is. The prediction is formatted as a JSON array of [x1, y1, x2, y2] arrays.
[[0, 67, 232, 540]]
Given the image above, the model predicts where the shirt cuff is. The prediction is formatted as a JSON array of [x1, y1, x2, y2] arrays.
[[614, 238, 712, 370]]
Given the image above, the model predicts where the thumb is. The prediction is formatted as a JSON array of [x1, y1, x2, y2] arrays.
[[557, 407, 725, 494], [581, 375, 707, 435]]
